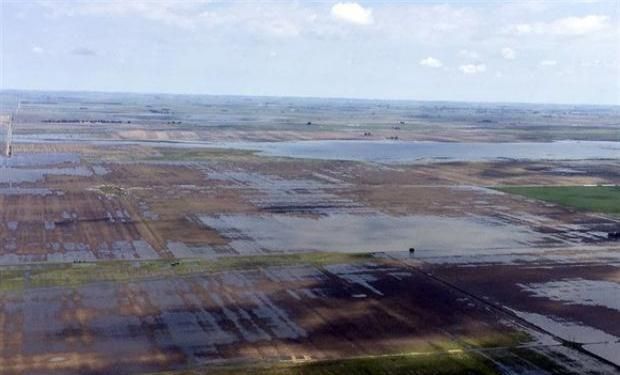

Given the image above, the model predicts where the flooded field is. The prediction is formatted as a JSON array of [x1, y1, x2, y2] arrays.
[[219, 140, 620, 163], [199, 213, 546, 254], [519, 279, 620, 311], [425, 261, 620, 366], [15, 136, 620, 164], [1, 91, 619, 374], [2, 257, 618, 375]]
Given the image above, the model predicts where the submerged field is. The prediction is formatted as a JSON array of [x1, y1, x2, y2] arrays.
[[0, 91, 619, 374], [498, 185, 620, 215]]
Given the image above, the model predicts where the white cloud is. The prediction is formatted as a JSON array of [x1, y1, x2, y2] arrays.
[[419, 57, 443, 68], [42, 1, 326, 38], [459, 63, 486, 74], [40, 0, 215, 29], [31, 46, 44, 54], [198, 3, 314, 38], [501, 47, 516, 60], [504, 15, 610, 36], [499, 1, 551, 14], [459, 49, 480, 60], [374, 5, 480, 44], [540, 60, 558, 66], [32, 2, 479, 42], [512, 23, 534, 35], [331, 2, 373, 25], [549, 15, 609, 35]]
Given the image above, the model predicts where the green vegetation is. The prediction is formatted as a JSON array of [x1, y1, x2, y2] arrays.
[[461, 330, 531, 349], [496, 185, 620, 215], [149, 147, 256, 161], [153, 351, 501, 375], [95, 184, 127, 197], [148, 343, 578, 375], [0, 252, 374, 292]]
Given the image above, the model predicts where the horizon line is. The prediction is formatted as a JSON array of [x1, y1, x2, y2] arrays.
[[1, 87, 618, 108]]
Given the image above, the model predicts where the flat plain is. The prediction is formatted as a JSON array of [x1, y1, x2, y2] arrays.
[[0, 90, 619, 374]]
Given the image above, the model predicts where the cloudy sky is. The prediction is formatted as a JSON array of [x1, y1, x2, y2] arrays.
[[1, 0, 619, 104]]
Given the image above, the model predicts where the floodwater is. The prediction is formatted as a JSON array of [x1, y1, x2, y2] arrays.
[[204, 168, 365, 214], [0, 152, 108, 184], [0, 166, 93, 183], [225, 140, 620, 163], [1, 152, 80, 167], [418, 246, 620, 265], [0, 187, 57, 196], [519, 279, 620, 311], [199, 213, 545, 254], [0, 239, 161, 265], [513, 309, 619, 344], [512, 309, 620, 366], [583, 342, 620, 366], [15, 136, 620, 163]]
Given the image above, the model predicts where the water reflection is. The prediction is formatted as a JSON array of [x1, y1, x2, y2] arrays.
[[199, 213, 544, 254]]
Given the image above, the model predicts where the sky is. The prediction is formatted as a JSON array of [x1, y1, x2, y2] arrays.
[[1, 0, 619, 105]]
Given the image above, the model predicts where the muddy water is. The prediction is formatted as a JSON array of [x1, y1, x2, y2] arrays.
[[199, 213, 545, 254]]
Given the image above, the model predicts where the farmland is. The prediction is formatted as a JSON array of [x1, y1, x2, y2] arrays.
[[0, 91, 619, 374]]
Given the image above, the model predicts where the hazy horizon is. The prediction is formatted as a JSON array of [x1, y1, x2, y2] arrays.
[[4, 87, 620, 109]]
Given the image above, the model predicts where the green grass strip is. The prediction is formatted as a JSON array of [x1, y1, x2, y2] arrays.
[[0, 252, 374, 292], [496, 185, 620, 215]]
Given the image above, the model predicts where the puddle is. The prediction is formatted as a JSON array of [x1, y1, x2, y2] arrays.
[[418, 247, 620, 265], [518, 278, 620, 311], [166, 241, 217, 258], [548, 167, 586, 174], [0, 152, 80, 167], [0, 166, 93, 184], [324, 263, 387, 296], [139, 201, 160, 220], [512, 309, 619, 344], [198, 213, 545, 254], [92, 165, 109, 175], [0, 188, 59, 196], [0, 153, 105, 185], [0, 240, 160, 264], [205, 168, 363, 214]]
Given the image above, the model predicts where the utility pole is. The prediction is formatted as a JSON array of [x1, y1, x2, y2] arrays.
[[4, 100, 18, 158], [5, 113, 12, 157], [2, 100, 20, 190]]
